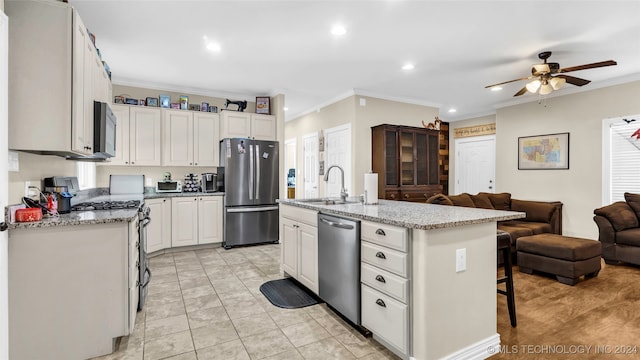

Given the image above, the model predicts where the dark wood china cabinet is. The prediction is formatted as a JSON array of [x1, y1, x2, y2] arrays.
[[372, 124, 442, 202]]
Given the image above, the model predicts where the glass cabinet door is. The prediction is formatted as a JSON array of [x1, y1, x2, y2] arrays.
[[400, 131, 415, 185], [384, 129, 398, 186]]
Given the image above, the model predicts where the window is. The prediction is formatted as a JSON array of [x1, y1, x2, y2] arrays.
[[76, 162, 96, 190], [602, 115, 640, 204]]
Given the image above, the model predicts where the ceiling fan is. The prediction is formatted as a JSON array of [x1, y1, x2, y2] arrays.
[[485, 51, 617, 96]]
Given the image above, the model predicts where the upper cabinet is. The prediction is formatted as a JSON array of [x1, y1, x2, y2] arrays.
[[162, 110, 219, 167], [105, 105, 161, 166], [220, 111, 276, 140], [6, 0, 111, 156]]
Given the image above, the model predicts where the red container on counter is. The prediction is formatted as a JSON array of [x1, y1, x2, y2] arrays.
[[15, 208, 43, 222]]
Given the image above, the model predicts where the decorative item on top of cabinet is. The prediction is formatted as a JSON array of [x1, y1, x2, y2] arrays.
[[225, 98, 248, 112], [371, 124, 442, 202], [255, 96, 271, 114]]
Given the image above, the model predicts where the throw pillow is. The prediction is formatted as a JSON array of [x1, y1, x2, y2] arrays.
[[485, 192, 512, 210], [624, 192, 640, 220], [470, 193, 494, 209], [594, 201, 639, 232], [448, 193, 476, 208], [511, 199, 555, 223], [425, 193, 454, 205]]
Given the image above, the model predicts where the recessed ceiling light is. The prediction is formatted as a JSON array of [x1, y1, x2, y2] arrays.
[[490, 86, 502, 91], [331, 25, 346, 36], [402, 63, 415, 70], [448, 108, 457, 113], [284, 107, 289, 111], [206, 42, 221, 52]]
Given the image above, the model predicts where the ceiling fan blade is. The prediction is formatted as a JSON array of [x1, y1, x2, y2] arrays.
[[558, 60, 617, 73], [555, 75, 591, 86], [513, 86, 528, 96], [485, 76, 534, 88]]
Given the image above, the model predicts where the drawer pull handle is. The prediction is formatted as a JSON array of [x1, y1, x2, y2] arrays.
[[376, 299, 386, 308], [375, 275, 386, 283], [375, 229, 386, 236], [375, 251, 386, 259]]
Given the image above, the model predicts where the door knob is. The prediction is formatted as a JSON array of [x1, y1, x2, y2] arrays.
[[0, 222, 7, 232], [489, 186, 493, 189]]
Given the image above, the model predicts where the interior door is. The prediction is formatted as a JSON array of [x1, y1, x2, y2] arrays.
[[324, 124, 352, 198], [455, 135, 496, 194], [302, 133, 318, 198], [0, 12, 9, 359]]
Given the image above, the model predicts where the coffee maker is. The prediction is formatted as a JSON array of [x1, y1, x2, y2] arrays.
[[201, 173, 217, 193], [44, 186, 73, 214]]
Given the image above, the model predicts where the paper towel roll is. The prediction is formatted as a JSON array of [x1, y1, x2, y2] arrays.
[[364, 172, 378, 205]]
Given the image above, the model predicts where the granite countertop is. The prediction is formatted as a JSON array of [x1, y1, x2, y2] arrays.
[[7, 209, 139, 230], [279, 198, 525, 230], [144, 191, 224, 199]]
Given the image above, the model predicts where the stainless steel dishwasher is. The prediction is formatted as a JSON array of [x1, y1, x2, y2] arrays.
[[318, 213, 361, 326]]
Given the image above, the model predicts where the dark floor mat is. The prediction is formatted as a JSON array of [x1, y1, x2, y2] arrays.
[[259, 278, 322, 309]]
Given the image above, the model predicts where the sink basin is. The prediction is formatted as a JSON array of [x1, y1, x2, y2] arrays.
[[295, 198, 360, 206]]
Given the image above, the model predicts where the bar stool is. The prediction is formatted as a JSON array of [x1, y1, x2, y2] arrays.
[[497, 230, 517, 327]]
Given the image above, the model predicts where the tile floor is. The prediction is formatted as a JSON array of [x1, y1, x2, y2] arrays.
[[94, 244, 400, 360]]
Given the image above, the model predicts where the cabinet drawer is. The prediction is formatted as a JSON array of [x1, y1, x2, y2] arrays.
[[361, 284, 408, 354], [361, 221, 407, 252], [281, 205, 317, 226], [361, 263, 408, 303], [400, 187, 442, 202], [384, 191, 400, 201], [361, 242, 408, 277]]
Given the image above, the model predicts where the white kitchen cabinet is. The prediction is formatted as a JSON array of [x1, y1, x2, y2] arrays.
[[7, 0, 111, 156], [130, 107, 162, 166], [172, 196, 223, 247], [146, 198, 172, 253], [108, 104, 130, 165], [280, 205, 318, 294], [162, 110, 219, 166], [198, 196, 223, 244], [220, 111, 276, 140]]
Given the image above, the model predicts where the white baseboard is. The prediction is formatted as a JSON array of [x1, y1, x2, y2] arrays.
[[440, 333, 501, 360]]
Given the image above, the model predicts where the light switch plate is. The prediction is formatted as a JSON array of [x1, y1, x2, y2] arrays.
[[456, 248, 467, 273]]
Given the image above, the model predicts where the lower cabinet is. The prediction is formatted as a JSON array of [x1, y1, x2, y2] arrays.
[[280, 205, 318, 294], [146, 198, 172, 253], [171, 196, 222, 247]]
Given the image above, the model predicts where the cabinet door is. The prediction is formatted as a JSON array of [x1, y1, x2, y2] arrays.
[[415, 131, 440, 185], [198, 196, 222, 244], [193, 113, 219, 166], [130, 107, 161, 166], [251, 114, 276, 140], [162, 110, 193, 166], [147, 198, 171, 253], [220, 112, 251, 138], [297, 223, 318, 294], [171, 197, 198, 247], [108, 104, 130, 165], [71, 11, 92, 155], [280, 217, 298, 276], [399, 130, 415, 186]]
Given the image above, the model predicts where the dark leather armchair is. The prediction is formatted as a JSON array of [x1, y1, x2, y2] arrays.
[[593, 193, 640, 265]]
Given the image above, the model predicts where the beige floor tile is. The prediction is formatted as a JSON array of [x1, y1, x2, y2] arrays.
[[281, 318, 332, 347], [145, 299, 186, 321], [147, 280, 181, 296], [210, 276, 248, 294], [146, 291, 183, 307], [241, 329, 295, 360], [181, 284, 216, 299], [231, 312, 279, 338], [179, 276, 211, 291], [200, 257, 228, 267], [152, 272, 179, 284], [143, 330, 194, 360], [145, 314, 189, 340], [261, 349, 304, 360], [313, 313, 352, 336], [148, 255, 174, 266], [268, 307, 313, 328], [224, 298, 268, 319], [187, 306, 230, 329], [183, 294, 222, 313], [334, 331, 379, 358], [218, 289, 255, 304], [161, 351, 197, 360], [151, 266, 177, 276], [196, 339, 250, 360], [357, 349, 401, 360], [191, 320, 239, 349], [177, 268, 208, 281], [297, 337, 356, 360]]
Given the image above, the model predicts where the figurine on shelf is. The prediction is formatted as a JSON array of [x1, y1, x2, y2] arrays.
[[422, 116, 443, 130]]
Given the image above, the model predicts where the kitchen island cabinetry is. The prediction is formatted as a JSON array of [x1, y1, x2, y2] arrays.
[[220, 111, 276, 140], [7, 0, 111, 156], [280, 204, 319, 294], [147, 198, 172, 253], [171, 196, 223, 247], [107, 105, 162, 166], [162, 109, 219, 167]]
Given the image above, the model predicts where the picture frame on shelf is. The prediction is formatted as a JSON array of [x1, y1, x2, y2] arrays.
[[170, 103, 180, 109], [189, 104, 201, 111], [518, 132, 570, 170], [201, 102, 209, 112], [255, 96, 270, 114], [125, 98, 138, 105], [159, 94, 170, 108], [114, 95, 124, 104], [210, 106, 218, 113], [139, 99, 146, 106], [180, 95, 189, 110], [146, 97, 159, 107]]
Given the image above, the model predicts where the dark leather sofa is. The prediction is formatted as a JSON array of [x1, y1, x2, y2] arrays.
[[427, 192, 563, 259], [593, 192, 640, 266]]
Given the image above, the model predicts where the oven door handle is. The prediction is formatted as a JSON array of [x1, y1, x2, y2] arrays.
[[142, 217, 151, 227], [141, 268, 152, 288]]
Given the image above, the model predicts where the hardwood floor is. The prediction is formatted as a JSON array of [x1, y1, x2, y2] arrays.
[[495, 260, 640, 359]]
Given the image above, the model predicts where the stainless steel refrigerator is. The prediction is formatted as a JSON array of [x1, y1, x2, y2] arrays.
[[220, 138, 279, 249]]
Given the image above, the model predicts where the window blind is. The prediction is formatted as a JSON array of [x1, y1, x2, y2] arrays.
[[609, 122, 640, 202]]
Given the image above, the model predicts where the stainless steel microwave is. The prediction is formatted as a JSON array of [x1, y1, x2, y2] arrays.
[[93, 101, 116, 158]]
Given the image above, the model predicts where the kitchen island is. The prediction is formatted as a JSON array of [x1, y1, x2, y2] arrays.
[[279, 198, 525, 360]]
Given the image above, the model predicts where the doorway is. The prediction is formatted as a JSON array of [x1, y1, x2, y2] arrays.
[[302, 132, 319, 198], [324, 124, 352, 198], [284, 138, 296, 199], [455, 135, 496, 194]]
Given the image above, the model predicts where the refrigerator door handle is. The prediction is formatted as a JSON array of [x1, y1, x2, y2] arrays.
[[255, 144, 260, 200], [227, 206, 279, 213], [249, 144, 254, 200]]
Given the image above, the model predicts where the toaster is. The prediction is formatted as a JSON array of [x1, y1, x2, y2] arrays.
[[156, 180, 182, 193]]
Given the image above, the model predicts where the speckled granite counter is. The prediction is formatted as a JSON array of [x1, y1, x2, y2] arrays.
[[144, 191, 224, 199], [7, 208, 139, 230], [279, 198, 525, 230]]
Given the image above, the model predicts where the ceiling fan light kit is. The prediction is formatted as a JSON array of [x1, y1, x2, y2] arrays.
[[486, 51, 617, 97]]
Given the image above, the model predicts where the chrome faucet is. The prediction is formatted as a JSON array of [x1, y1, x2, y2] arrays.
[[323, 165, 348, 202]]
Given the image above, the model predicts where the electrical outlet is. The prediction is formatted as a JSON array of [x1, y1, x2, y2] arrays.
[[456, 248, 467, 273], [24, 181, 31, 197]]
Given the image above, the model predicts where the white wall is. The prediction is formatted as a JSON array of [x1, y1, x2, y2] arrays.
[[496, 81, 640, 239]]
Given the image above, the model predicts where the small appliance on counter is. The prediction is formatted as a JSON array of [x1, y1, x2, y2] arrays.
[[44, 186, 73, 214], [201, 173, 217, 192], [156, 172, 182, 193], [183, 173, 200, 192], [44, 176, 80, 196]]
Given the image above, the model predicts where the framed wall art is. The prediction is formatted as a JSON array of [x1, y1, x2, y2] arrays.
[[255, 96, 270, 114], [146, 97, 159, 107], [518, 132, 569, 170]]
